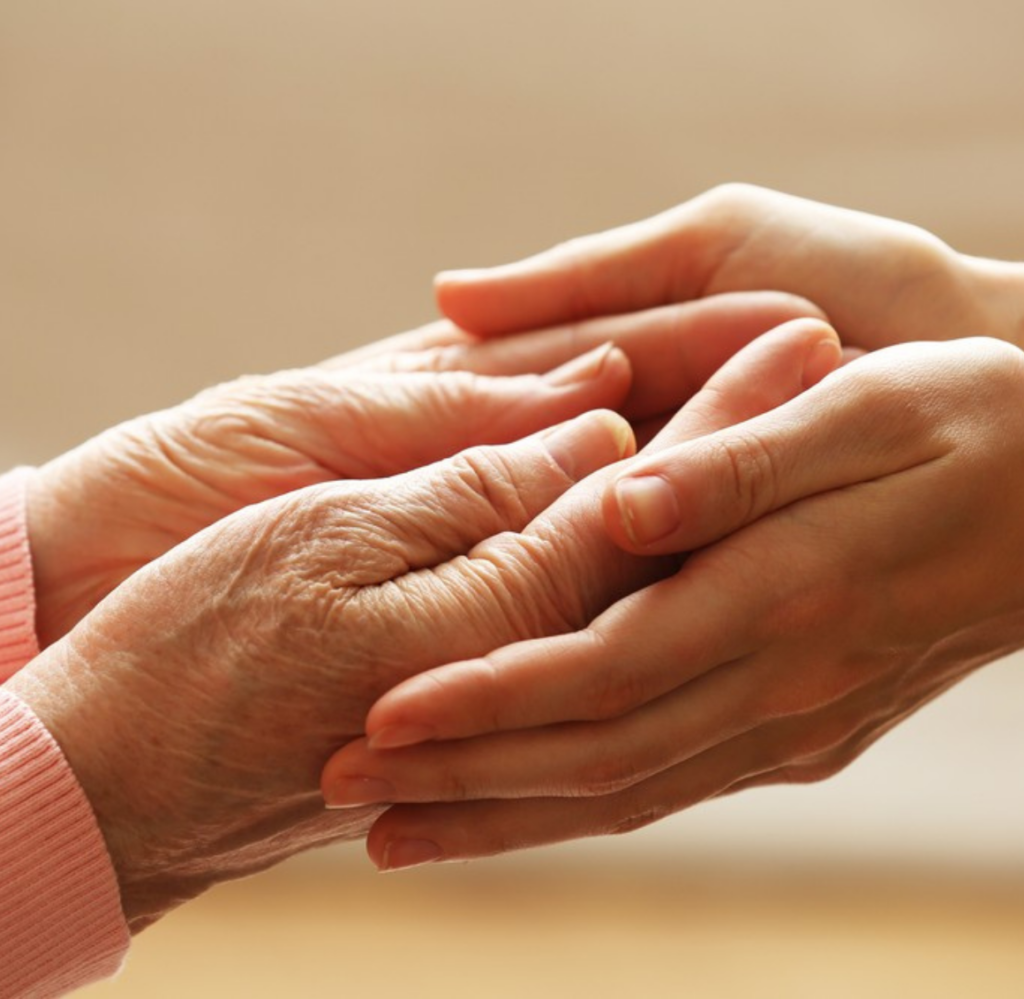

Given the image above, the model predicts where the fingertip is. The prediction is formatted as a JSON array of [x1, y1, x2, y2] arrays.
[[603, 472, 682, 553], [363, 677, 436, 747], [434, 259, 562, 336], [545, 343, 634, 418], [435, 269, 502, 335], [542, 341, 631, 391], [602, 343, 633, 397], [320, 740, 359, 804], [541, 409, 635, 484], [798, 325, 843, 389]]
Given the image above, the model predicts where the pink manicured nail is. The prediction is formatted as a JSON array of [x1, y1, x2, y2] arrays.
[[544, 342, 615, 386], [324, 776, 395, 809], [615, 475, 680, 546], [380, 839, 445, 872], [367, 724, 437, 751]]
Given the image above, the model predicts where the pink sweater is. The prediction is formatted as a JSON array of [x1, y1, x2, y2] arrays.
[[0, 469, 129, 998]]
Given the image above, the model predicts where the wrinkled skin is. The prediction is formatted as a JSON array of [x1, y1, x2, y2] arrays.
[[323, 187, 1024, 868], [8, 317, 838, 931], [27, 290, 818, 647]]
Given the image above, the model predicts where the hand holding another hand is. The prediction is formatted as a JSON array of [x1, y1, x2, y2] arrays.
[[334, 334, 1024, 868], [26, 290, 816, 648], [8, 314, 838, 929], [434, 183, 1024, 353]]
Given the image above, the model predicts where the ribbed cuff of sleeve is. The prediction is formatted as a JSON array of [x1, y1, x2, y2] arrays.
[[0, 690, 130, 998], [0, 469, 40, 683]]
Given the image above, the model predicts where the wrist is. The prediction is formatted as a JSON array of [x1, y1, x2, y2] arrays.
[[5, 646, 152, 932]]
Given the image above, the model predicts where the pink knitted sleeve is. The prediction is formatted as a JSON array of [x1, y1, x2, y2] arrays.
[[0, 469, 130, 998], [0, 468, 40, 682]]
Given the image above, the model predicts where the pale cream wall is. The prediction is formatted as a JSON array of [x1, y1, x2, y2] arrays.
[[2, 0, 1024, 869]]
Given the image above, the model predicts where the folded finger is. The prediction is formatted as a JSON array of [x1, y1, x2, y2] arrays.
[[278, 344, 633, 479], [604, 340, 958, 555]]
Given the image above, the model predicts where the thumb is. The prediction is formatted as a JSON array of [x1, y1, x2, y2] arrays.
[[603, 343, 945, 554]]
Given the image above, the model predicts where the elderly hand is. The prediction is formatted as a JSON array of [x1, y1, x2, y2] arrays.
[[7, 317, 837, 930], [26, 291, 817, 648], [334, 335, 1024, 868], [433, 183, 1024, 353]]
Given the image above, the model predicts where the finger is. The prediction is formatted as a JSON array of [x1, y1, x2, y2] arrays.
[[362, 723, 778, 869], [433, 185, 959, 346], [252, 343, 633, 482], [603, 340, 951, 555], [319, 409, 634, 588], [360, 678, 903, 867], [325, 608, 891, 808], [625, 310, 845, 449], [434, 201, 713, 336], [640, 317, 842, 451], [351, 320, 841, 749], [322, 648, 760, 807], [336, 293, 825, 424]]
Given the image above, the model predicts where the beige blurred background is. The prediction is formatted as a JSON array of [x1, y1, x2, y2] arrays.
[[3, 1, 1024, 995]]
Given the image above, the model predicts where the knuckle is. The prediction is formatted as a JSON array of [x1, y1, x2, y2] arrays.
[[584, 654, 652, 721], [408, 344, 471, 374], [438, 769, 473, 802], [473, 530, 591, 639], [575, 754, 641, 798], [449, 445, 534, 527], [709, 430, 779, 525], [607, 801, 673, 837], [453, 657, 509, 733]]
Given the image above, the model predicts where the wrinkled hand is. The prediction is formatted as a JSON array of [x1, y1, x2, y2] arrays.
[[27, 291, 817, 647], [330, 336, 1024, 867], [433, 183, 1024, 352], [8, 410, 631, 932], [8, 318, 836, 929]]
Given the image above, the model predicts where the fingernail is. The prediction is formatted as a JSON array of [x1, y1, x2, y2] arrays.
[[802, 338, 843, 388], [380, 838, 445, 872], [615, 475, 680, 546], [543, 410, 634, 481], [544, 342, 615, 386], [324, 776, 395, 809], [368, 723, 437, 751]]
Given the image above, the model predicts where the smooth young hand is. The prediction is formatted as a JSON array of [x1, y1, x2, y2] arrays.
[[331, 335, 1024, 868], [434, 184, 1024, 352]]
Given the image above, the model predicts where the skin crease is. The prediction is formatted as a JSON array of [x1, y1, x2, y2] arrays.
[[323, 187, 1024, 870], [8, 296, 824, 932], [26, 289, 819, 648]]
